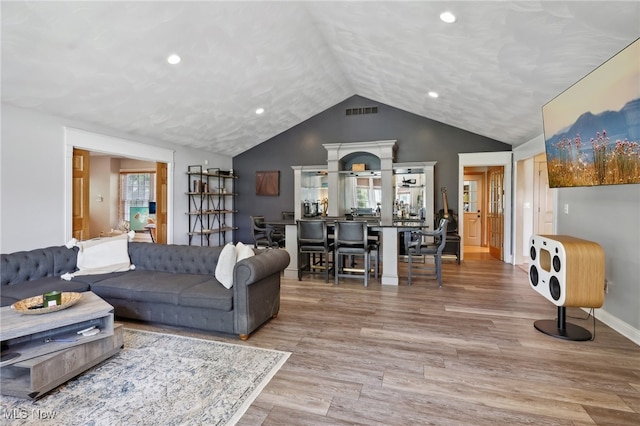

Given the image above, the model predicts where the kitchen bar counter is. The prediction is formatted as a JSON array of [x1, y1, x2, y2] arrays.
[[269, 218, 429, 286]]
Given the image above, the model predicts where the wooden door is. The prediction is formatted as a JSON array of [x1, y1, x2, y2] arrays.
[[72, 148, 90, 240], [463, 174, 483, 246], [155, 162, 168, 244], [488, 166, 504, 260], [534, 161, 554, 234]]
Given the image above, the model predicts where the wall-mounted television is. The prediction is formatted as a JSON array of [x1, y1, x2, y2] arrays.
[[542, 38, 640, 188]]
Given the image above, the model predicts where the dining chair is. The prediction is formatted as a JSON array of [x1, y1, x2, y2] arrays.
[[250, 216, 279, 248], [297, 220, 333, 282], [334, 221, 377, 287], [407, 218, 448, 287]]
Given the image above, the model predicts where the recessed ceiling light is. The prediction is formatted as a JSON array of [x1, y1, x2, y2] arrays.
[[440, 11, 456, 23], [428, 91, 439, 98], [167, 54, 181, 65], [256, 108, 264, 115]]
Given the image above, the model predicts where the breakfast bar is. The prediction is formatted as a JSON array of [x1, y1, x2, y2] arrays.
[[274, 218, 428, 286]]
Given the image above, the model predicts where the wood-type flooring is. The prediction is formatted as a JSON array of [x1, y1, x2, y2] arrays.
[[126, 252, 640, 425]]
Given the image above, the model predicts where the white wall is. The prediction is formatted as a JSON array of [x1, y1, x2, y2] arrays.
[[557, 184, 640, 341], [1, 104, 232, 252], [514, 135, 640, 345]]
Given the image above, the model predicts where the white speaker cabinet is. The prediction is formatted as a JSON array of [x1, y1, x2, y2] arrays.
[[529, 234, 605, 308], [528, 235, 605, 341]]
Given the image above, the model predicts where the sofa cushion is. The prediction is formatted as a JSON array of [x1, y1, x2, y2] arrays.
[[179, 279, 233, 311], [215, 243, 237, 289], [73, 234, 133, 276], [0, 277, 90, 307], [127, 243, 221, 275], [90, 271, 210, 305], [236, 241, 255, 262]]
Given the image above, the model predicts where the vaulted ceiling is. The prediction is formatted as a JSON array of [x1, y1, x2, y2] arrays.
[[2, 1, 639, 157]]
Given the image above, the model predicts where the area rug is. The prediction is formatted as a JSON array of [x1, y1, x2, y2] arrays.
[[0, 329, 290, 425]]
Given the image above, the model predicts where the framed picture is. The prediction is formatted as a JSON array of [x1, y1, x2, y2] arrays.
[[542, 38, 640, 187], [256, 171, 279, 196]]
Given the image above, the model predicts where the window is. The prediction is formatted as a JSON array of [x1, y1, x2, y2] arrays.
[[355, 177, 381, 208], [120, 172, 155, 222]]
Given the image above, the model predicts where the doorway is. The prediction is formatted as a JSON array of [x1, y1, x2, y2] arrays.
[[72, 150, 167, 243], [513, 151, 556, 267], [65, 127, 174, 244], [458, 152, 512, 263]]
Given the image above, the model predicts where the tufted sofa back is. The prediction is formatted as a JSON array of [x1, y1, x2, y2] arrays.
[[127, 242, 222, 276], [1, 243, 224, 287], [1, 246, 78, 286]]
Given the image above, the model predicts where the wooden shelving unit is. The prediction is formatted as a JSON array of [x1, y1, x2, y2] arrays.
[[186, 165, 237, 246]]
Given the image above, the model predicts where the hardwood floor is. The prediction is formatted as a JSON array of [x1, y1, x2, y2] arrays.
[[126, 254, 640, 425]]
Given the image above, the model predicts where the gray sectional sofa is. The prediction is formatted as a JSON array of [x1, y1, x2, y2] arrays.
[[1, 242, 290, 340]]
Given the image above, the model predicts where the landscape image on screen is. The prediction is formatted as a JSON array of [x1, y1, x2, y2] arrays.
[[542, 38, 640, 188]]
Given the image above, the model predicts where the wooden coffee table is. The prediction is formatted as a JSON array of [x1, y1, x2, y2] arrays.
[[0, 291, 123, 399]]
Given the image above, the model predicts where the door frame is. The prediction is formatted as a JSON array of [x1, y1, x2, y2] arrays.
[[64, 127, 175, 243], [513, 135, 559, 266], [458, 152, 512, 263]]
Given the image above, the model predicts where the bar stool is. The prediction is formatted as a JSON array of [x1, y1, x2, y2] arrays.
[[297, 220, 333, 282], [334, 221, 377, 287]]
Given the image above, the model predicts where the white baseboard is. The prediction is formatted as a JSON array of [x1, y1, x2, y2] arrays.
[[583, 307, 640, 346]]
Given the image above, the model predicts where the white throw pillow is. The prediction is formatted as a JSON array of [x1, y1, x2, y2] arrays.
[[74, 234, 133, 276], [215, 243, 237, 289], [236, 241, 255, 262]]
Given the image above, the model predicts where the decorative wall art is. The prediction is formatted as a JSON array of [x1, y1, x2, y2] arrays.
[[542, 38, 640, 188], [256, 171, 279, 196]]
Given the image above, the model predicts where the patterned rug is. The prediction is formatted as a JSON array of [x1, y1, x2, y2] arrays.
[[1, 329, 290, 425]]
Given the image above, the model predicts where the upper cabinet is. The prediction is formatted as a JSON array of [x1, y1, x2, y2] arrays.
[[293, 141, 437, 228]]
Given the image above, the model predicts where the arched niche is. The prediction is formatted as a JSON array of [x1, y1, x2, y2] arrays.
[[339, 152, 381, 172]]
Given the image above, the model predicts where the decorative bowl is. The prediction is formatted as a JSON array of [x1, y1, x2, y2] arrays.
[[11, 292, 83, 315]]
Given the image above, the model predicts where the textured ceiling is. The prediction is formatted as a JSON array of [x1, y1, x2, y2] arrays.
[[2, 1, 639, 157]]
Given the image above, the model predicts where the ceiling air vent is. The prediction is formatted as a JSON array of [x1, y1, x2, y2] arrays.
[[346, 107, 378, 116]]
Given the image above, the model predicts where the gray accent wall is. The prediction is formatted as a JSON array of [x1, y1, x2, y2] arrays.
[[233, 95, 511, 244]]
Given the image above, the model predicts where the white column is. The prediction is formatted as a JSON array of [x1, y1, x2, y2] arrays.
[[283, 223, 298, 279], [381, 227, 399, 285]]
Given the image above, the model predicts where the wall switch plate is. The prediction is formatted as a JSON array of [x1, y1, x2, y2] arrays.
[[563, 203, 569, 214]]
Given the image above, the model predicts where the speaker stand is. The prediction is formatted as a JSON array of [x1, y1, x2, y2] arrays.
[[534, 306, 592, 341]]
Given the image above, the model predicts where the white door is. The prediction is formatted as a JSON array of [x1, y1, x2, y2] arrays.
[[535, 161, 554, 234], [463, 175, 483, 246]]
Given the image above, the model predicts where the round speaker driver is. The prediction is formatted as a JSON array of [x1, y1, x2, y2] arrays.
[[529, 265, 539, 286], [550, 276, 561, 301]]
